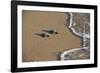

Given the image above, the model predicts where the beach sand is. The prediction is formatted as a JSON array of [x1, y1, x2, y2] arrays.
[[22, 10, 81, 62]]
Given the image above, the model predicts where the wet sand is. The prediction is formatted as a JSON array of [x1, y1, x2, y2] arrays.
[[22, 10, 81, 62]]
